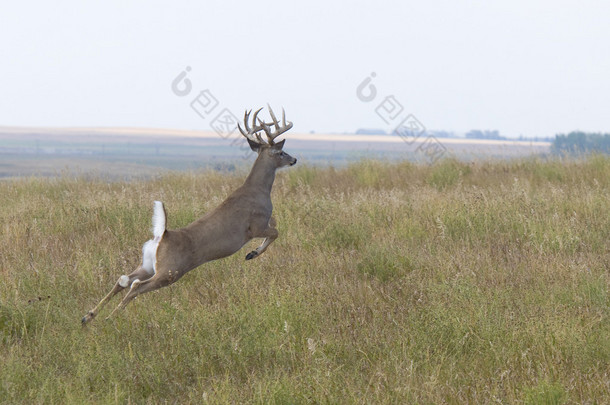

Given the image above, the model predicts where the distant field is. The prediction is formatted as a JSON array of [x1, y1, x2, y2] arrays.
[[0, 157, 608, 403], [0, 126, 550, 178]]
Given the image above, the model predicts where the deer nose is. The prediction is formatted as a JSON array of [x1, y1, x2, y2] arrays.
[[290, 158, 297, 166]]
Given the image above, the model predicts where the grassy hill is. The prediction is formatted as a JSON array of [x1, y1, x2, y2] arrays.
[[0, 157, 608, 403]]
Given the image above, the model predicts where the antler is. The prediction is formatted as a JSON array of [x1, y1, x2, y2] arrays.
[[238, 104, 293, 145], [260, 104, 293, 145], [238, 108, 266, 144]]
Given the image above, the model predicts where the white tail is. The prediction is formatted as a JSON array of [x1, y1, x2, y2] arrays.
[[82, 106, 297, 324], [152, 201, 166, 240]]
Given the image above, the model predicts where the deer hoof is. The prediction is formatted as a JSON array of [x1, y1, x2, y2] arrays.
[[81, 312, 95, 325], [245, 251, 258, 260]]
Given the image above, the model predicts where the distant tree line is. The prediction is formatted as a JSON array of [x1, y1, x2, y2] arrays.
[[354, 127, 609, 152], [355, 128, 387, 135], [517, 135, 554, 142], [465, 130, 506, 140], [552, 131, 610, 155]]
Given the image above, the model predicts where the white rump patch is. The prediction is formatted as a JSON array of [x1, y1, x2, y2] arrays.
[[118, 275, 130, 288], [141, 239, 159, 276], [152, 201, 166, 240]]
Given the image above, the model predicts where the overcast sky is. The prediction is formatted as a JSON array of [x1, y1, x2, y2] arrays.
[[1, 1, 608, 138]]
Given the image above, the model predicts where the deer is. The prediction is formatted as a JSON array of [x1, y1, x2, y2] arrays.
[[81, 105, 297, 325]]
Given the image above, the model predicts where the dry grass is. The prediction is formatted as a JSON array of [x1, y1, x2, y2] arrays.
[[0, 157, 609, 403]]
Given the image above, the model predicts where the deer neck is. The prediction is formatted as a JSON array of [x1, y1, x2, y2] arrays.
[[243, 154, 277, 193]]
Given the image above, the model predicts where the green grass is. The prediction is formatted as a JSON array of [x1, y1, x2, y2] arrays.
[[1, 157, 609, 403]]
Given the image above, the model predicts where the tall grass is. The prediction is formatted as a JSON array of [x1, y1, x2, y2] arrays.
[[0, 157, 609, 403]]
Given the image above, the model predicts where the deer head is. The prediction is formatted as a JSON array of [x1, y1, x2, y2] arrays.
[[238, 105, 297, 167]]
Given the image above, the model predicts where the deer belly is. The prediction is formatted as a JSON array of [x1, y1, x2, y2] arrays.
[[203, 231, 249, 261]]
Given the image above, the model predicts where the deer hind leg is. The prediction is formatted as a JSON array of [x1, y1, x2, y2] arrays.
[[106, 270, 173, 319], [246, 217, 279, 260], [81, 266, 153, 325]]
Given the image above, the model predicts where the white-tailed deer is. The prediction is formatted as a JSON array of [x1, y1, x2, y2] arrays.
[[82, 105, 297, 324]]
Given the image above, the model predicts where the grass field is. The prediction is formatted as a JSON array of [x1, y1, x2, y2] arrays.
[[0, 157, 609, 403]]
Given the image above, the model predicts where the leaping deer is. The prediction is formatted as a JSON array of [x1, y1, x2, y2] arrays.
[[81, 105, 297, 325]]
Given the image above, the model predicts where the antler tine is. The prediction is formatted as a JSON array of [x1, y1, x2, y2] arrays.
[[238, 109, 250, 137], [244, 109, 252, 132], [282, 108, 290, 128], [261, 104, 293, 144], [258, 118, 273, 143], [251, 107, 264, 129], [238, 122, 263, 143], [237, 122, 247, 137], [239, 108, 267, 144], [250, 108, 266, 143], [268, 104, 280, 131]]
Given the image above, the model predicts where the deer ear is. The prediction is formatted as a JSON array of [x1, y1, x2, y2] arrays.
[[272, 139, 285, 150], [247, 139, 261, 152]]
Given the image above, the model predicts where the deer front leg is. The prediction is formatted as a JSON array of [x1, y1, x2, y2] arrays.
[[246, 217, 279, 260]]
